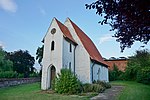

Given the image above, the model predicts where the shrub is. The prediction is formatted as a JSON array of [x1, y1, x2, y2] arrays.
[[54, 69, 82, 94], [109, 64, 124, 81], [94, 80, 111, 89], [0, 71, 17, 78], [124, 49, 150, 84], [82, 83, 93, 92], [18, 73, 24, 78], [29, 72, 39, 77], [82, 83, 105, 93], [137, 67, 150, 84], [82, 81, 111, 93]]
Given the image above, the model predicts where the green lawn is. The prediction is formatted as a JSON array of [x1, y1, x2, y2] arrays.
[[1, 81, 149, 100], [0, 83, 90, 100], [111, 81, 150, 100]]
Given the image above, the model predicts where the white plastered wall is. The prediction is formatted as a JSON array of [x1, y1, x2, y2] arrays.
[[91, 61, 109, 82], [64, 19, 91, 83], [41, 18, 63, 90], [62, 38, 75, 72]]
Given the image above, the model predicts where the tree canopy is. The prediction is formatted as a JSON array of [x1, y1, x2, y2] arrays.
[[36, 45, 44, 66], [86, 0, 150, 52], [7, 50, 35, 74], [0, 48, 13, 72], [125, 49, 150, 84]]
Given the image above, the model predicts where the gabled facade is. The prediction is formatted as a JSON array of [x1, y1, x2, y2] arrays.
[[41, 18, 109, 90]]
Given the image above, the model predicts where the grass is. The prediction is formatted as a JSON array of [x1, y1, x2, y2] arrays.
[[1, 81, 149, 100], [0, 82, 93, 100], [111, 81, 150, 100]]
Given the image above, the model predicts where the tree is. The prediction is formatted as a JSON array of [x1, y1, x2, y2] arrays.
[[125, 49, 150, 84], [8, 50, 35, 76], [85, 0, 150, 52], [0, 48, 13, 71], [36, 45, 43, 66]]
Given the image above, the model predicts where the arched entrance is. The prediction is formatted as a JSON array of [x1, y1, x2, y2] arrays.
[[50, 65, 56, 88]]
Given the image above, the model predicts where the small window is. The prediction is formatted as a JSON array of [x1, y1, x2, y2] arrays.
[[51, 41, 55, 50], [69, 62, 71, 70], [51, 28, 56, 34], [69, 43, 72, 52]]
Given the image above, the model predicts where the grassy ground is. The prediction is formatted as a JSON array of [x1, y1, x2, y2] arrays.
[[0, 83, 92, 100], [111, 81, 150, 100], [1, 81, 149, 100]]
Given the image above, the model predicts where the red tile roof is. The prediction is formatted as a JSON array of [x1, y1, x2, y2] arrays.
[[55, 18, 77, 44], [68, 19, 108, 67]]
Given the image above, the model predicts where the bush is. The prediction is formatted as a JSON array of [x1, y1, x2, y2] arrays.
[[54, 69, 82, 94], [83, 83, 105, 93], [125, 49, 150, 82], [82, 83, 93, 92], [137, 67, 150, 84], [109, 64, 124, 81], [83, 81, 111, 93], [29, 72, 39, 77], [17, 73, 23, 78], [95, 80, 111, 89], [0, 71, 17, 78]]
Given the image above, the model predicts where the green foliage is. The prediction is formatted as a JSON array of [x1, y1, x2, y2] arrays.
[[54, 69, 82, 94], [0, 71, 17, 78], [29, 72, 39, 78], [36, 45, 44, 66], [95, 80, 111, 89], [137, 67, 150, 84], [109, 64, 124, 81], [18, 73, 24, 78], [0, 49, 13, 72], [82, 83, 105, 93], [83, 81, 111, 93], [123, 49, 150, 84], [8, 50, 35, 75]]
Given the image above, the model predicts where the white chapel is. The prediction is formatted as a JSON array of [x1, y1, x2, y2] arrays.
[[41, 18, 109, 90]]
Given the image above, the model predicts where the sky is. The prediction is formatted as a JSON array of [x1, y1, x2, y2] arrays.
[[0, 0, 150, 70]]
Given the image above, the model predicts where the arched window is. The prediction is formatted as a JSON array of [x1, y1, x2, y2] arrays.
[[51, 41, 55, 50]]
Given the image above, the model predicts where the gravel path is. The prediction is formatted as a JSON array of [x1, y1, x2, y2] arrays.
[[91, 85, 124, 100]]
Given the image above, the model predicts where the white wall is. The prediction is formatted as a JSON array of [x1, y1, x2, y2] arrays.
[[41, 18, 64, 90], [91, 61, 109, 82], [62, 38, 75, 72], [64, 19, 91, 83], [100, 66, 109, 82]]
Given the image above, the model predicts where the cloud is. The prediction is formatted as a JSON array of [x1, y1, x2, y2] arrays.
[[99, 34, 115, 44], [0, 0, 17, 13], [39, 7, 46, 15]]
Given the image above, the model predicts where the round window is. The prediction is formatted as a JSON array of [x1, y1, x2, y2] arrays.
[[51, 28, 56, 34]]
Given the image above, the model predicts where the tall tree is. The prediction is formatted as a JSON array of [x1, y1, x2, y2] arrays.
[[36, 45, 44, 66], [86, 0, 150, 52], [0, 48, 13, 71], [8, 50, 35, 75]]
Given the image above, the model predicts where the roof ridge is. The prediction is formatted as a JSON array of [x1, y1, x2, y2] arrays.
[[54, 18, 77, 44]]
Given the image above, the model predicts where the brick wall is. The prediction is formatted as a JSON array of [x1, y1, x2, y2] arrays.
[[105, 59, 128, 72]]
